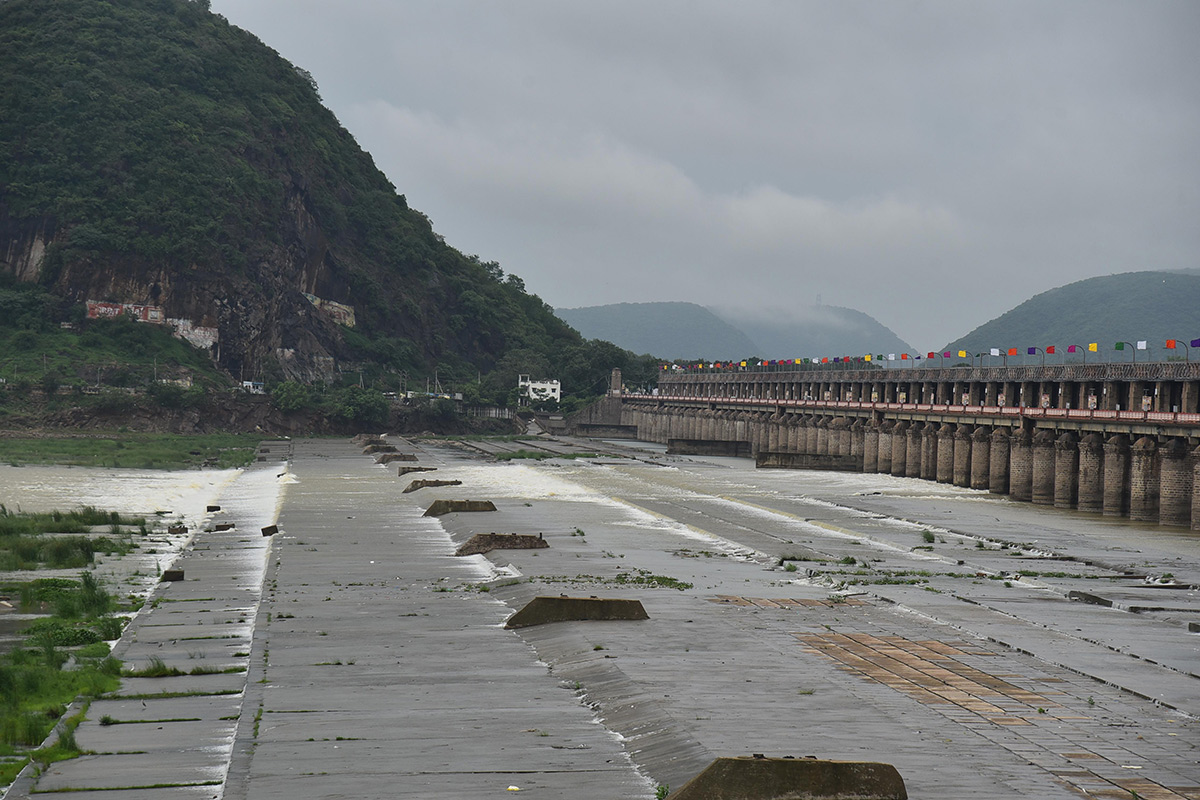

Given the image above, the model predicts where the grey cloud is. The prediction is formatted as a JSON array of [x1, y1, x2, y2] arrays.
[[212, 0, 1200, 348]]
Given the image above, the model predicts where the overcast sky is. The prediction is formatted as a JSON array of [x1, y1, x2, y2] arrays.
[[211, 1, 1199, 349]]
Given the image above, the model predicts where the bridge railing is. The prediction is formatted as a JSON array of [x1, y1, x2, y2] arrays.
[[657, 361, 1200, 383], [624, 393, 1200, 428]]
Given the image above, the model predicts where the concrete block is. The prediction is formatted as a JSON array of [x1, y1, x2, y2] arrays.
[[261, 525, 278, 537], [402, 479, 463, 493], [214, 522, 235, 531], [504, 596, 649, 629], [398, 465, 437, 476], [422, 499, 497, 517], [455, 533, 548, 556], [206, 505, 221, 512], [161, 569, 184, 582], [669, 756, 907, 800], [167, 524, 187, 534], [362, 444, 398, 455], [1068, 590, 1113, 607]]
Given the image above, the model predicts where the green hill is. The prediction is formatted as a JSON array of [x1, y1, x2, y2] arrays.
[[944, 271, 1200, 362], [0, 0, 651, 405], [556, 302, 761, 360]]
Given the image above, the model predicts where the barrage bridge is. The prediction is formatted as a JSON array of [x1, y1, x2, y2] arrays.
[[572, 362, 1200, 530]]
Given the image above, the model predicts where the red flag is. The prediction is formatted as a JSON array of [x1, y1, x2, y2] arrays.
[[1166, 339, 1177, 349], [1007, 348, 1017, 356], [926, 352, 936, 359], [821, 357, 829, 363], [1046, 345, 1055, 354], [900, 353, 908, 360]]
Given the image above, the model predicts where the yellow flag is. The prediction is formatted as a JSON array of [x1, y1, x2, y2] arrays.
[[958, 350, 967, 358], [1088, 342, 1098, 352], [740, 360, 746, 367], [864, 354, 872, 361]]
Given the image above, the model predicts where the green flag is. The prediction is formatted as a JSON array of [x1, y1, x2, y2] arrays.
[[1114, 342, 1125, 350]]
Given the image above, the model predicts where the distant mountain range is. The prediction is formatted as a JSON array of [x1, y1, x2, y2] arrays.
[[944, 270, 1200, 363], [556, 301, 913, 361], [559, 270, 1200, 365]]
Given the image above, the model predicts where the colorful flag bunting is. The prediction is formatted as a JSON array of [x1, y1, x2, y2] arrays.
[[1088, 343, 1098, 352], [1166, 340, 1177, 349], [1007, 348, 1018, 356], [864, 354, 872, 362], [1114, 342, 1125, 351], [900, 353, 908, 360], [1136, 341, 1147, 350], [1046, 346, 1055, 354], [943, 351, 951, 359], [1027, 347, 1037, 355], [888, 354, 896, 361], [1067, 345, 1077, 353], [957, 350, 967, 358], [821, 357, 828, 363], [1192, 338, 1200, 348], [989, 348, 1000, 356], [927, 352, 936, 359]]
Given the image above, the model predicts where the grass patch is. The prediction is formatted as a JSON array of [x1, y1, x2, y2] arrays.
[[494, 450, 602, 461], [0, 575, 123, 787], [0, 433, 260, 469], [0, 507, 144, 571], [123, 656, 185, 678], [543, 569, 693, 591]]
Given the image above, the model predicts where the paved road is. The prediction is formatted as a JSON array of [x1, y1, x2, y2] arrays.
[[9, 436, 1198, 799]]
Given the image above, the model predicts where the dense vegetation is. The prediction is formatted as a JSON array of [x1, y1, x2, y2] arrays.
[[944, 271, 1200, 361], [0, 0, 657, 410], [0, 276, 226, 392]]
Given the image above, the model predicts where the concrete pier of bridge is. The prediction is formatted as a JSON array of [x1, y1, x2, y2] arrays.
[[570, 363, 1200, 530]]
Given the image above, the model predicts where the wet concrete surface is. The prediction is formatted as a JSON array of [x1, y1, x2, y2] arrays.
[[7, 435, 1199, 799]]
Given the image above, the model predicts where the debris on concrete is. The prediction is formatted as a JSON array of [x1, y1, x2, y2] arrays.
[[402, 479, 463, 493], [423, 499, 497, 517], [455, 532, 548, 557]]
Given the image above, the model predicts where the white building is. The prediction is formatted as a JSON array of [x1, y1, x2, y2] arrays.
[[518, 374, 560, 406]]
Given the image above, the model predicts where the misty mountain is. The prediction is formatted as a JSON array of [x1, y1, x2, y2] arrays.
[[557, 301, 914, 361], [715, 304, 914, 361], [943, 271, 1200, 363], [556, 302, 760, 360]]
